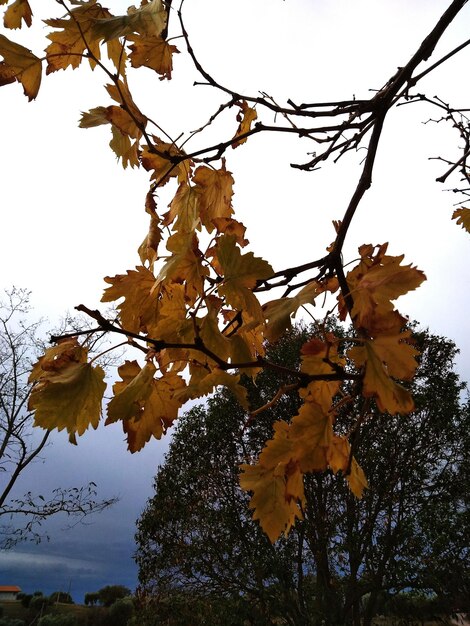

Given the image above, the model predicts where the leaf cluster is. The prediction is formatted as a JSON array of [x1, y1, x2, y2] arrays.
[[1, 1, 470, 542]]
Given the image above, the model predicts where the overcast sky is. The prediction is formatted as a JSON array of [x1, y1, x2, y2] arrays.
[[1, 0, 470, 603]]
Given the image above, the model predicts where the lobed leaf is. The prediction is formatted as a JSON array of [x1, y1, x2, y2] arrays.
[[263, 281, 320, 342], [45, 4, 113, 73], [0, 33, 40, 99], [3, 0, 32, 30], [299, 335, 345, 410], [141, 140, 192, 186], [239, 463, 303, 543], [175, 367, 248, 409], [128, 34, 179, 80], [91, 0, 167, 42], [232, 101, 258, 148], [216, 234, 274, 321], [192, 164, 234, 232], [346, 458, 368, 498], [349, 340, 415, 414], [340, 245, 426, 329], [102, 266, 159, 334], [290, 401, 332, 472], [30, 362, 106, 441], [452, 207, 470, 234], [107, 361, 157, 422]]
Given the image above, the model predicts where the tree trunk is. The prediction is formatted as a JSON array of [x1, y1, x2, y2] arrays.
[[305, 474, 342, 625]]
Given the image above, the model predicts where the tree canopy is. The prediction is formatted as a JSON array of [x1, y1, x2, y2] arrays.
[[1, 1, 470, 543], [136, 324, 470, 625], [97, 585, 132, 607]]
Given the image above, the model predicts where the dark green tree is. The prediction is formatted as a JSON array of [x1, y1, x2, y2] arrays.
[[136, 325, 317, 626], [84, 592, 100, 607], [307, 327, 470, 625], [135, 323, 469, 626], [48, 592, 73, 605], [97, 585, 132, 608]]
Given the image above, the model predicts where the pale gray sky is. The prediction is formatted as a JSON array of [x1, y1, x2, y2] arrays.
[[1, 0, 470, 601]]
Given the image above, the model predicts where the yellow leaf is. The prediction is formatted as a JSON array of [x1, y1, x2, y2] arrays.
[[150, 283, 192, 342], [80, 104, 145, 138], [299, 334, 345, 410], [123, 372, 185, 452], [198, 306, 231, 363], [326, 435, 350, 474], [216, 235, 273, 321], [346, 457, 368, 498], [30, 362, 106, 439], [102, 266, 159, 334], [79, 97, 147, 169], [106, 38, 127, 74], [91, 0, 167, 41], [192, 163, 234, 232], [370, 331, 418, 380], [349, 340, 415, 414], [263, 281, 321, 342], [239, 463, 303, 543], [107, 360, 157, 422], [358, 256, 424, 306], [232, 100, 257, 148], [128, 34, 179, 80], [341, 245, 425, 329], [106, 105, 143, 139], [138, 191, 162, 266], [174, 367, 248, 408], [141, 140, 191, 186], [105, 80, 147, 127], [285, 461, 305, 503], [452, 207, 470, 234], [80, 105, 142, 167], [259, 421, 293, 469], [29, 338, 87, 382], [290, 401, 332, 472], [79, 106, 109, 128], [228, 331, 263, 378], [45, 3, 111, 73], [3, 0, 32, 29], [106, 360, 185, 451], [109, 126, 140, 168], [211, 217, 248, 246], [0, 61, 16, 88], [0, 33, 40, 100], [156, 231, 209, 304], [163, 182, 200, 233]]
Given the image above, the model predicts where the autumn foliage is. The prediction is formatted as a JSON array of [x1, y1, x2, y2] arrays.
[[1, 0, 469, 543]]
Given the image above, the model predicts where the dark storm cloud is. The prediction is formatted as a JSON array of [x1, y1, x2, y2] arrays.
[[1, 422, 171, 603]]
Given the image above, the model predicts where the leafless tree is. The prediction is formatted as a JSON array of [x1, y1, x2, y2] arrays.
[[0, 287, 117, 549]]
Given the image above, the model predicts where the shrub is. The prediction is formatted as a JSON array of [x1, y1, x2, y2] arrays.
[[108, 597, 135, 626], [19, 595, 32, 609], [38, 616, 78, 626], [29, 595, 50, 611]]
